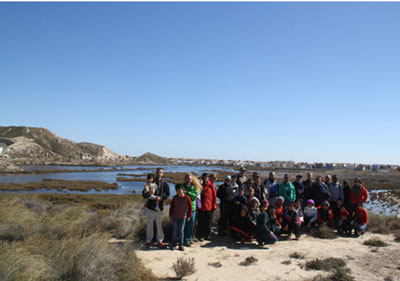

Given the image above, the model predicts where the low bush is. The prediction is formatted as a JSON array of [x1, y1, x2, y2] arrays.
[[239, 256, 258, 266], [310, 225, 338, 240], [172, 257, 196, 280], [363, 238, 388, 247], [305, 257, 346, 271]]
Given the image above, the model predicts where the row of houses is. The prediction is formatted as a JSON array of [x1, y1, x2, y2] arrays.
[[170, 157, 398, 171]]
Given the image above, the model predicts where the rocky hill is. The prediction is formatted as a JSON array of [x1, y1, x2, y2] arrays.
[[132, 152, 170, 165], [0, 126, 121, 163]]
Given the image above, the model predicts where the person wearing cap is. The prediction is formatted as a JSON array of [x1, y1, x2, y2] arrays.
[[293, 175, 304, 204], [236, 166, 247, 188], [303, 199, 318, 228], [278, 174, 296, 206], [352, 202, 368, 236], [217, 175, 235, 236]]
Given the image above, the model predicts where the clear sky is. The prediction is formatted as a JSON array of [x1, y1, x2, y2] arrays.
[[1, 2, 399, 165]]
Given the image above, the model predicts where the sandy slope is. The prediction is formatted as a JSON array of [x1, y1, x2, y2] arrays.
[[136, 233, 400, 281]]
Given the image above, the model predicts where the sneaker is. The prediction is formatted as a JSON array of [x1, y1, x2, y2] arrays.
[[145, 242, 151, 249], [184, 241, 191, 247], [178, 246, 184, 251], [158, 242, 167, 249], [169, 245, 175, 251]]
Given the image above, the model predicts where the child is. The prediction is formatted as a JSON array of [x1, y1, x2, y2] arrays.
[[337, 204, 351, 234], [274, 196, 285, 227], [248, 197, 261, 236], [294, 199, 304, 225], [260, 199, 269, 213], [169, 184, 192, 251], [352, 202, 368, 236], [283, 202, 301, 240], [247, 187, 256, 206], [303, 199, 317, 228], [316, 201, 334, 226], [231, 174, 239, 196], [143, 173, 158, 210]]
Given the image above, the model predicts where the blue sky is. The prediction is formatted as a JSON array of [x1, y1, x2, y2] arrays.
[[1, 2, 399, 165]]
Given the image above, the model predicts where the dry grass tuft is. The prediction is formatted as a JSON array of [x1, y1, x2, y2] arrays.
[[172, 257, 196, 280]]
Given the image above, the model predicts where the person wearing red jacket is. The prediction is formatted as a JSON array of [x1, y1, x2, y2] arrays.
[[349, 178, 368, 214], [316, 201, 334, 225], [336, 204, 352, 234], [352, 202, 368, 236], [196, 173, 217, 241]]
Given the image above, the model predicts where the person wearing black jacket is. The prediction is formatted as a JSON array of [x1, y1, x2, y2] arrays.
[[311, 176, 331, 207], [217, 176, 235, 236], [342, 180, 351, 210], [228, 205, 254, 242], [142, 168, 170, 248]]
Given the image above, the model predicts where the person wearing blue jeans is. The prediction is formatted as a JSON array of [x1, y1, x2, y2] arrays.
[[183, 173, 201, 246], [169, 184, 193, 251]]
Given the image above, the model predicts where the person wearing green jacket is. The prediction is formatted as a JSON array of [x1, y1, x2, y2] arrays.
[[183, 173, 201, 246], [279, 174, 296, 206], [256, 205, 278, 245]]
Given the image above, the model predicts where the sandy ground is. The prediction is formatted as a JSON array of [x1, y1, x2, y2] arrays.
[[136, 233, 400, 281]]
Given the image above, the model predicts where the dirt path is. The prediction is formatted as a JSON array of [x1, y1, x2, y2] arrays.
[[136, 233, 400, 281]]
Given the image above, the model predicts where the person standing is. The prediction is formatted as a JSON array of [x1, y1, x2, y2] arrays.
[[169, 184, 192, 251], [311, 176, 331, 207], [264, 172, 279, 206], [143, 167, 170, 249], [278, 174, 296, 206], [236, 167, 247, 188], [302, 172, 314, 207], [327, 175, 344, 213], [217, 175, 235, 236], [183, 173, 201, 246], [197, 173, 217, 241], [293, 175, 304, 204], [349, 178, 368, 214], [342, 180, 351, 210]]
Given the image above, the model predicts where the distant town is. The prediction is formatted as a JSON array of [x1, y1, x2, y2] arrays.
[[167, 157, 400, 172]]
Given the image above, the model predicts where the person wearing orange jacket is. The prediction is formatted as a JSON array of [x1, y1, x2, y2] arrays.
[[349, 178, 368, 214], [352, 202, 368, 236], [196, 173, 217, 241]]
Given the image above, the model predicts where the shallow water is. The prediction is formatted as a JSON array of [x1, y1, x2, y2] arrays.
[[1, 165, 399, 216], [0, 164, 231, 195]]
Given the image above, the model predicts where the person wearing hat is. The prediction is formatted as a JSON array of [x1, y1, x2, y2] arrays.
[[293, 175, 304, 205], [352, 202, 368, 236], [303, 199, 318, 228], [217, 175, 235, 236]]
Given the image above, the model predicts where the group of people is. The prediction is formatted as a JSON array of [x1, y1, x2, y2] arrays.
[[141, 167, 369, 251]]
